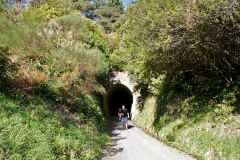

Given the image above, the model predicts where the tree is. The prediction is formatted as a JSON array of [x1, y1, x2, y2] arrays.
[[97, 0, 124, 32], [72, 0, 103, 19], [110, 0, 240, 90], [0, 0, 25, 11], [0, 0, 26, 22], [72, 0, 124, 32]]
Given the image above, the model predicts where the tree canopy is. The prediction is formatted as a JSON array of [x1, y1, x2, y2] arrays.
[[72, 0, 124, 32], [111, 0, 240, 85]]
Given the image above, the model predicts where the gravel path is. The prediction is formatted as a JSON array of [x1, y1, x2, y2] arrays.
[[101, 118, 196, 160]]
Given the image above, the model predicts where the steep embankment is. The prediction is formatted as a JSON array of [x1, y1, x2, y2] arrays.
[[109, 0, 240, 159], [133, 94, 240, 160], [0, 93, 109, 159], [0, 11, 111, 159]]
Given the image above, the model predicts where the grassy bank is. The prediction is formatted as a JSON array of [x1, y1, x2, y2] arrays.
[[133, 92, 240, 160], [0, 6, 111, 159], [0, 92, 110, 159]]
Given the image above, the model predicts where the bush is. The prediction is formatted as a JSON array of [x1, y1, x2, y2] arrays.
[[111, 0, 240, 94], [20, 4, 60, 24], [0, 43, 15, 87], [0, 44, 10, 79], [0, 10, 110, 159], [0, 13, 109, 93]]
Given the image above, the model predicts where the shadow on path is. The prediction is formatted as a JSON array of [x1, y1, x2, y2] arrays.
[[101, 117, 195, 160], [101, 117, 134, 159]]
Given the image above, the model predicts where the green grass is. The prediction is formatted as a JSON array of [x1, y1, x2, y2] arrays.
[[0, 92, 110, 160], [133, 97, 240, 160], [0, 11, 111, 160]]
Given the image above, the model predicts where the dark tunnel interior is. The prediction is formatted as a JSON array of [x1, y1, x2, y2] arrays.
[[106, 84, 133, 117]]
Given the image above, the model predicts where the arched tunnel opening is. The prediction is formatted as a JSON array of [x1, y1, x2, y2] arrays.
[[105, 84, 133, 118]]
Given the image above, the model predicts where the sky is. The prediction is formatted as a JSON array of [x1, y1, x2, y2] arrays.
[[121, 0, 132, 8]]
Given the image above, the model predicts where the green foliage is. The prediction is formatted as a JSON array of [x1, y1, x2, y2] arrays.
[[111, 0, 240, 93], [72, 0, 99, 18], [214, 80, 240, 111], [111, 6, 240, 158], [40, 0, 73, 16], [0, 7, 110, 159], [0, 44, 10, 79], [20, 4, 60, 24], [0, 16, 28, 46], [72, 0, 124, 32], [0, 92, 110, 160], [0, 43, 16, 87], [0, 0, 73, 23], [97, 0, 124, 32], [214, 104, 233, 116], [0, 0, 20, 12], [0, 1, 25, 22], [134, 86, 240, 160], [29, 0, 73, 16], [0, 13, 109, 93]]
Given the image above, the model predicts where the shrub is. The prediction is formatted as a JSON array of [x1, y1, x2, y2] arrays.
[[111, 0, 240, 92], [0, 44, 10, 79], [0, 43, 15, 87], [20, 4, 60, 24]]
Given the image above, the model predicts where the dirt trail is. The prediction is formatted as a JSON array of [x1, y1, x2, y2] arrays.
[[101, 118, 195, 160]]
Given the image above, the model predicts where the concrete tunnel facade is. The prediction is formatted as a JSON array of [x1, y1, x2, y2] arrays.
[[104, 72, 140, 119]]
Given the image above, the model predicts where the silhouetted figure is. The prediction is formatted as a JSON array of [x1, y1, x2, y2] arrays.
[[119, 105, 130, 129]]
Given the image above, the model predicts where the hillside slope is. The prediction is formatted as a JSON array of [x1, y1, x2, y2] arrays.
[[109, 0, 240, 159], [133, 95, 240, 160], [0, 92, 109, 159], [0, 3, 111, 159]]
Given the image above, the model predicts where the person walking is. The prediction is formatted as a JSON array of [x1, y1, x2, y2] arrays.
[[119, 105, 130, 129]]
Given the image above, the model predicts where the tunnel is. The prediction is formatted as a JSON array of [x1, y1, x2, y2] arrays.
[[105, 84, 133, 117]]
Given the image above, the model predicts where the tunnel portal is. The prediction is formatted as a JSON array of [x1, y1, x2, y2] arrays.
[[106, 84, 133, 117]]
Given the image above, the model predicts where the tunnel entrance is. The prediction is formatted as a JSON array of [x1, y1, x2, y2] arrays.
[[106, 84, 133, 117]]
